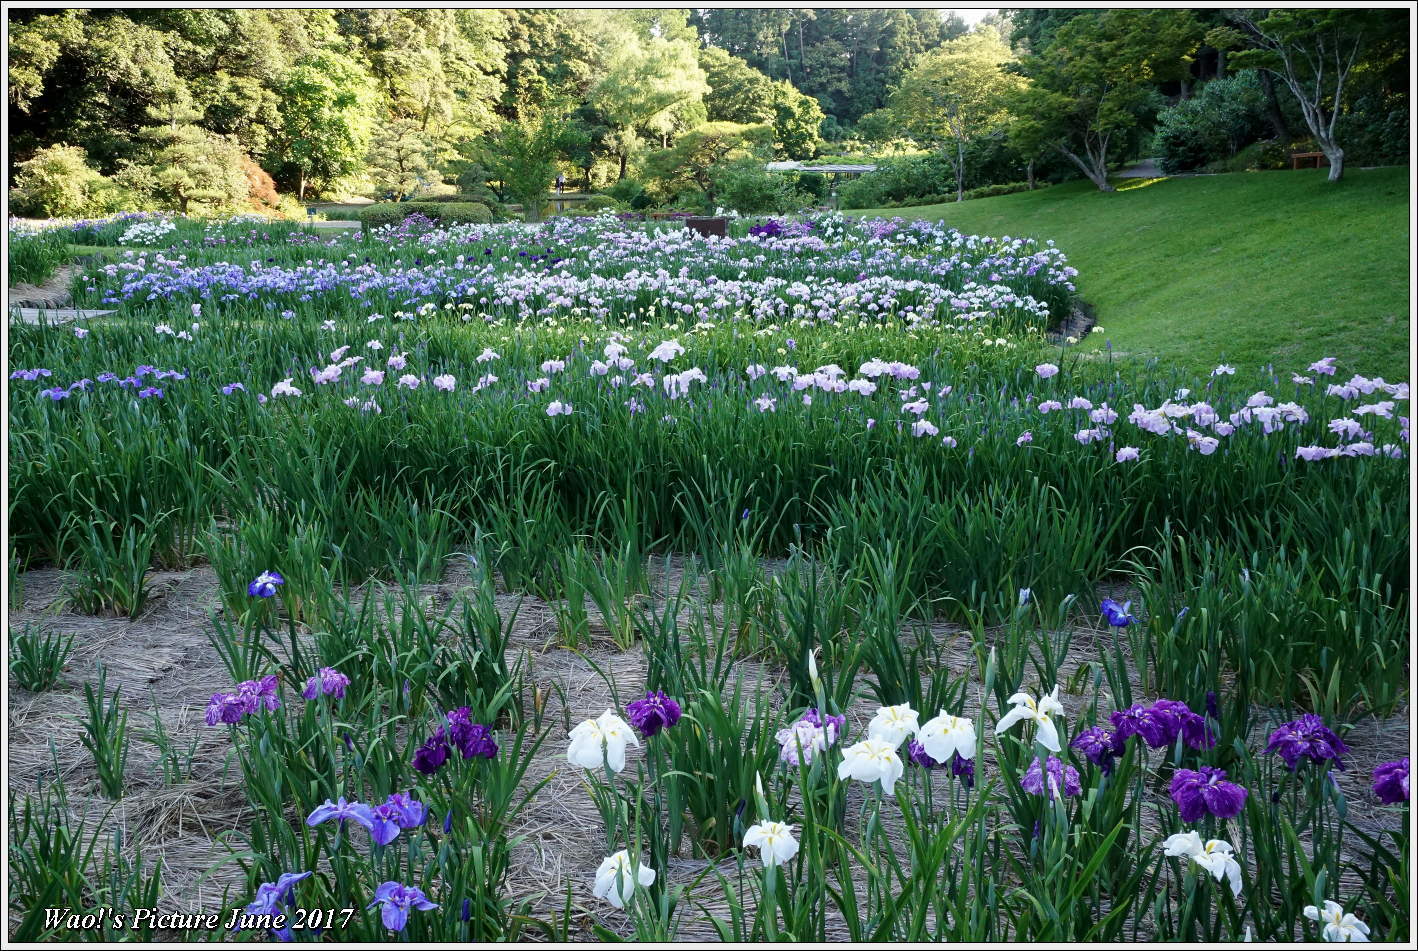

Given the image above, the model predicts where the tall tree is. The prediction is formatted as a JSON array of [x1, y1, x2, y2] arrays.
[[588, 24, 708, 179], [889, 27, 1024, 201], [475, 113, 565, 221], [1229, 9, 1405, 181], [641, 121, 772, 207], [1012, 10, 1202, 191], [271, 51, 376, 200]]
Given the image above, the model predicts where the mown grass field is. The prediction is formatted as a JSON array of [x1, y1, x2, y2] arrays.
[[852, 167, 1411, 381]]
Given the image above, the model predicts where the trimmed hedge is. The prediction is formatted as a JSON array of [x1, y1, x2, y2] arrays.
[[359, 201, 493, 232]]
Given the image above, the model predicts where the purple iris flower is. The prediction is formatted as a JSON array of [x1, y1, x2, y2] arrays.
[[1265, 714, 1349, 770], [1071, 726, 1125, 775], [240, 870, 312, 941], [1151, 699, 1214, 750], [907, 741, 975, 787], [802, 707, 848, 737], [1110, 699, 1211, 750], [306, 796, 375, 831], [137, 386, 163, 399], [302, 667, 350, 700], [222, 382, 247, 395], [446, 707, 498, 759], [248, 571, 285, 598], [367, 882, 438, 933], [907, 739, 941, 769], [205, 691, 250, 726], [625, 690, 683, 738], [412, 727, 451, 775], [205, 675, 280, 725], [1100, 598, 1137, 627], [1020, 756, 1082, 799], [952, 753, 976, 788], [1169, 766, 1248, 821], [370, 792, 428, 846], [1372, 758, 1409, 804]]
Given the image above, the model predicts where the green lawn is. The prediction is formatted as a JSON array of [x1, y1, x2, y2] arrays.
[[851, 168, 1411, 380]]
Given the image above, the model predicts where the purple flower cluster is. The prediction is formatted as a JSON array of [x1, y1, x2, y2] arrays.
[[1070, 725, 1126, 775], [307, 792, 426, 847], [205, 675, 281, 726], [413, 707, 497, 775], [1020, 756, 1082, 799], [1110, 698, 1213, 751], [625, 690, 682, 738], [1372, 758, 1408, 804], [1265, 714, 1348, 771], [1169, 766, 1249, 822], [302, 666, 350, 700]]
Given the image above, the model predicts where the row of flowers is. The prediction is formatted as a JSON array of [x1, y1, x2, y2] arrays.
[[213, 572, 1407, 938]]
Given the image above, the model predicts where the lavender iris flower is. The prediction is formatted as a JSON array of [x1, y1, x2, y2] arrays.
[[1266, 714, 1349, 771], [369, 792, 428, 846], [1020, 756, 1082, 799], [240, 870, 312, 941], [367, 882, 438, 933], [302, 667, 350, 700], [1169, 766, 1248, 821], [1372, 758, 1409, 804], [625, 690, 683, 738], [306, 797, 375, 831], [205, 675, 281, 726]]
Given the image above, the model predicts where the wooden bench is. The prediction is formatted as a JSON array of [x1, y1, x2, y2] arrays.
[[1291, 151, 1330, 170]]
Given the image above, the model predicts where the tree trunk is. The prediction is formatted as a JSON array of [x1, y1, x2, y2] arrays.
[[1258, 71, 1290, 140], [298, 173, 307, 202], [617, 151, 628, 182], [1026, 158, 1036, 190], [1318, 141, 1345, 182], [1180, 78, 1193, 100], [1216, 48, 1227, 79], [955, 139, 965, 202], [1058, 145, 1115, 192]]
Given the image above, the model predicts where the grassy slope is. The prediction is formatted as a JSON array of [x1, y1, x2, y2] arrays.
[[851, 168, 1411, 380]]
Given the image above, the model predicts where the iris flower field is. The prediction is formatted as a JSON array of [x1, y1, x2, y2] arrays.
[[6, 211, 1410, 942]]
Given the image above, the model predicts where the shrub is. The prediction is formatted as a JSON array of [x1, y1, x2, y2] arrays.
[[1336, 91, 1409, 167], [605, 178, 653, 210], [709, 158, 811, 215], [1153, 71, 1269, 174], [578, 195, 621, 214], [837, 152, 957, 209], [358, 201, 492, 232], [962, 181, 1047, 201], [436, 202, 492, 225], [12, 145, 110, 218]]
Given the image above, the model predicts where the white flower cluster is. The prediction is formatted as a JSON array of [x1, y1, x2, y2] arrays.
[[119, 218, 177, 246]]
